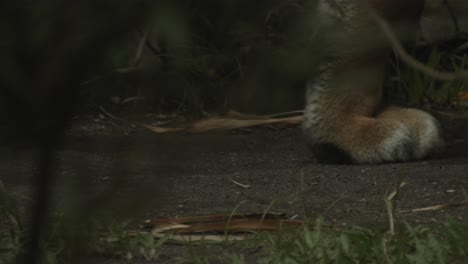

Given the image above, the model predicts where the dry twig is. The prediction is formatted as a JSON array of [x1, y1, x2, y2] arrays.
[[400, 201, 468, 213], [230, 179, 251, 189]]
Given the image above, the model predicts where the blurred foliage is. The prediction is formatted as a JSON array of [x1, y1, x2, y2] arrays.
[[0, 0, 157, 140], [0, 1, 466, 263], [82, 0, 324, 115], [0, 1, 169, 263], [80, 0, 468, 115], [387, 39, 468, 109], [2, 0, 465, 119]]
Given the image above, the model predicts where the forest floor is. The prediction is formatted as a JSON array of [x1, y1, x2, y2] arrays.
[[1, 110, 468, 263]]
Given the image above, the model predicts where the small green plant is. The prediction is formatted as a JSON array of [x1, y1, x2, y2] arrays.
[[2, 178, 468, 264], [95, 221, 171, 262], [234, 219, 468, 264]]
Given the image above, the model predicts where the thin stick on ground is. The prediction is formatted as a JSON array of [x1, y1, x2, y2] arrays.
[[385, 191, 396, 236], [384, 182, 406, 235], [230, 179, 251, 189], [399, 201, 468, 213]]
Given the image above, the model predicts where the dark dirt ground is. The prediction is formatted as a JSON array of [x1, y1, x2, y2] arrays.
[[1, 111, 468, 263]]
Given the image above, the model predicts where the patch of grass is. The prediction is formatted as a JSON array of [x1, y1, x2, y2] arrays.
[[97, 223, 171, 262], [247, 219, 468, 264], [159, 218, 468, 263], [92, 216, 468, 264], [0, 205, 170, 263], [2, 213, 468, 263], [2, 181, 467, 264]]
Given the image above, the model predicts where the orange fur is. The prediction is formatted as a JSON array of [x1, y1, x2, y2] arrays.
[[303, 0, 443, 163]]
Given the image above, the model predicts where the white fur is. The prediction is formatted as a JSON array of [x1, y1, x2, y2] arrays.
[[303, 81, 327, 140], [352, 121, 412, 163], [412, 113, 443, 159], [378, 122, 412, 162]]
